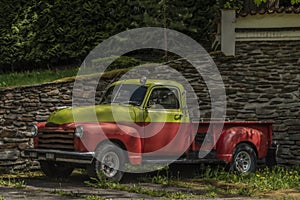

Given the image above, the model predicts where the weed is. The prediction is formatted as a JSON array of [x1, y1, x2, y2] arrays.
[[151, 175, 169, 185], [150, 166, 171, 185], [140, 165, 299, 198], [0, 178, 26, 188], [205, 191, 218, 198], [208, 166, 299, 191], [85, 178, 193, 199], [0, 171, 43, 179], [197, 165, 299, 197], [85, 195, 106, 200]]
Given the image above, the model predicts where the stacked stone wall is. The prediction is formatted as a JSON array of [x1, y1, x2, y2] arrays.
[[216, 41, 300, 165], [0, 40, 299, 172]]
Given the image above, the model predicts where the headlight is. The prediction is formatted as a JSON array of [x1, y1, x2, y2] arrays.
[[75, 126, 84, 138], [30, 125, 38, 137]]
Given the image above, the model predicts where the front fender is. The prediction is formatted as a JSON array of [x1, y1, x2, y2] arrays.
[[216, 127, 268, 163], [80, 122, 142, 165]]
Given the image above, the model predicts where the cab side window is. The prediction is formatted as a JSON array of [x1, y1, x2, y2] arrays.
[[148, 87, 180, 109]]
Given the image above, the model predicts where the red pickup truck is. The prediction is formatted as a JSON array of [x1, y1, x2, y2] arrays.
[[25, 78, 276, 181]]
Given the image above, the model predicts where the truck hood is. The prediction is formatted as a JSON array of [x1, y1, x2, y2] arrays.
[[47, 104, 137, 125]]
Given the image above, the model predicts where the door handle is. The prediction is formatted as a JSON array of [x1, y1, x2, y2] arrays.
[[174, 114, 183, 120]]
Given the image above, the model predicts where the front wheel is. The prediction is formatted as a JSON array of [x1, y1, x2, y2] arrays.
[[231, 143, 257, 173], [94, 143, 125, 182]]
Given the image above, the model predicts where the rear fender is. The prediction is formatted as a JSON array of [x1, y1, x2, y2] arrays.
[[216, 127, 268, 163]]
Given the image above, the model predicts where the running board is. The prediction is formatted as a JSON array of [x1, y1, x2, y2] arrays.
[[142, 158, 226, 165]]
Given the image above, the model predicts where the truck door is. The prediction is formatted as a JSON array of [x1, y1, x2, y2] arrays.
[[142, 86, 190, 156]]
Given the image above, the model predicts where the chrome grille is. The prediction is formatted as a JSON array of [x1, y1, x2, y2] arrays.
[[38, 130, 75, 150]]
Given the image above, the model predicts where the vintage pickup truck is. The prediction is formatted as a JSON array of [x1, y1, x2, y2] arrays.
[[25, 78, 276, 181]]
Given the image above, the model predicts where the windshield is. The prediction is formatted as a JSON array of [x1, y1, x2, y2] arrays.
[[100, 84, 147, 106]]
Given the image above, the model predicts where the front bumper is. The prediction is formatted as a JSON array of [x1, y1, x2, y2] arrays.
[[24, 149, 94, 164]]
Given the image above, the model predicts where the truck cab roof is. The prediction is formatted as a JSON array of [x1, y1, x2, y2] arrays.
[[110, 78, 185, 91]]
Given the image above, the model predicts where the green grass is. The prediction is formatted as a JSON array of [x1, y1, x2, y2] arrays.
[[199, 165, 299, 192], [83, 166, 299, 199], [85, 177, 193, 199], [0, 166, 298, 199], [85, 195, 106, 200], [0, 177, 26, 188], [138, 165, 300, 199], [0, 68, 79, 88], [0, 55, 147, 88]]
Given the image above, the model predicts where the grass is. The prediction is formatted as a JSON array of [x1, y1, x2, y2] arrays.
[[0, 177, 26, 188], [0, 68, 79, 88], [0, 55, 147, 88], [85, 177, 192, 199], [0, 166, 298, 199], [199, 165, 299, 193], [83, 165, 299, 199], [85, 196, 106, 200], [0, 171, 43, 189], [134, 165, 299, 199]]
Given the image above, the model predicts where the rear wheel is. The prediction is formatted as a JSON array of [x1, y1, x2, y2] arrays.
[[94, 143, 125, 182], [39, 161, 74, 178], [231, 143, 257, 173]]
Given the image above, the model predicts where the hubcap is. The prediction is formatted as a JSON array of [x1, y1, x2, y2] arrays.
[[100, 152, 120, 178], [235, 151, 251, 172]]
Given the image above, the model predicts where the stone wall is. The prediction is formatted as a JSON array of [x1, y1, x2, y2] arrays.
[[0, 81, 72, 172], [0, 77, 113, 172], [0, 40, 299, 172], [216, 41, 300, 165]]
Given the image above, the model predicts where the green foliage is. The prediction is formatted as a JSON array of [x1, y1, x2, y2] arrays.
[[220, 0, 244, 9], [0, 178, 26, 188], [139, 0, 219, 46], [0, 68, 78, 87], [1, 0, 299, 72], [221, 0, 300, 8], [139, 165, 299, 198], [253, 0, 268, 6], [151, 175, 169, 185], [199, 165, 300, 194], [253, 0, 300, 6], [85, 196, 106, 200], [222, 0, 300, 7], [291, 0, 300, 4], [92, 56, 143, 71], [0, 55, 146, 87], [85, 177, 192, 199], [0, 0, 219, 72]]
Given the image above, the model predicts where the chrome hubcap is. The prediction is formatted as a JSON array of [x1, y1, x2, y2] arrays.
[[100, 152, 120, 177], [235, 151, 251, 172]]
